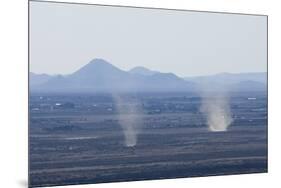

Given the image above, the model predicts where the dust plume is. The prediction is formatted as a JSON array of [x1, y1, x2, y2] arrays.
[[197, 82, 233, 132], [113, 94, 143, 147], [200, 93, 233, 132]]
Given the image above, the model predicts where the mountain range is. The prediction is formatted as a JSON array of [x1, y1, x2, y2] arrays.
[[30, 58, 267, 93]]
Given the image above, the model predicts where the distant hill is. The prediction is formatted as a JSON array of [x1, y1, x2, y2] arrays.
[[185, 72, 267, 92], [29, 72, 53, 86], [30, 59, 267, 93], [185, 72, 267, 84], [30, 59, 194, 93], [129, 66, 159, 76], [231, 80, 267, 92]]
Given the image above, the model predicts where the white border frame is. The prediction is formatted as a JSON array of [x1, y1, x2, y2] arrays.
[[1, 0, 280, 188]]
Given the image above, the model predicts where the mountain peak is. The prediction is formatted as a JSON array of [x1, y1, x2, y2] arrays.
[[129, 66, 158, 76], [130, 66, 150, 71], [89, 58, 109, 64], [70, 58, 123, 78], [87, 58, 114, 68], [71, 58, 121, 76]]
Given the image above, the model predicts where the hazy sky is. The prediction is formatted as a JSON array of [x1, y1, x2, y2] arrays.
[[30, 1, 267, 77]]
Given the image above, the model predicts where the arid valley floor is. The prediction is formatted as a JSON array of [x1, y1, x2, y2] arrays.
[[29, 92, 267, 187]]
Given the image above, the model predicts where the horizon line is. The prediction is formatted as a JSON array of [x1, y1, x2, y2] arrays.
[[29, 70, 267, 78], [30, 58, 267, 78]]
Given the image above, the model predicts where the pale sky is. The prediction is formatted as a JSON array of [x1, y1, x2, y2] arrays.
[[30, 1, 267, 77]]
